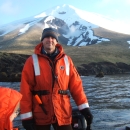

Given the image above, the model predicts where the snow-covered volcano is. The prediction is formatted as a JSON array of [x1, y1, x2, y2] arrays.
[[0, 4, 129, 46]]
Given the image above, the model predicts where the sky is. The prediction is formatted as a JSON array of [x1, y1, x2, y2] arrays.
[[0, 0, 130, 27]]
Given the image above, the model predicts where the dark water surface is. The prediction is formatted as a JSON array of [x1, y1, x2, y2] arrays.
[[0, 74, 130, 130], [81, 74, 130, 130]]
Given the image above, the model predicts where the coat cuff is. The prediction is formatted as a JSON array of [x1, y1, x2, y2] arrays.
[[78, 103, 89, 110], [20, 112, 33, 120]]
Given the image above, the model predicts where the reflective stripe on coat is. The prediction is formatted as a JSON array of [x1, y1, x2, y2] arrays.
[[20, 43, 89, 125], [32, 54, 70, 76]]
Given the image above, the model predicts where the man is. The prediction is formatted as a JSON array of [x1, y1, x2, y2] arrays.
[[20, 27, 93, 130]]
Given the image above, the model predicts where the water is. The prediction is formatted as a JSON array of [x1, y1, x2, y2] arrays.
[[81, 74, 130, 130], [0, 74, 130, 130]]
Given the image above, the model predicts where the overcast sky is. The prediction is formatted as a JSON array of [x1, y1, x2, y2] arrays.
[[0, 0, 130, 27]]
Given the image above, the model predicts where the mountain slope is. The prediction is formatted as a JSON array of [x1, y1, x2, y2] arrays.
[[1, 4, 130, 46], [0, 4, 130, 67], [0, 4, 130, 81]]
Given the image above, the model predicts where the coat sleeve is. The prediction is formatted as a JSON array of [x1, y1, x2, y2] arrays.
[[68, 57, 89, 110], [20, 56, 35, 120]]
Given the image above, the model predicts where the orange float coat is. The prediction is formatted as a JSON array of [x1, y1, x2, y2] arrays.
[[0, 87, 22, 130], [20, 43, 89, 125]]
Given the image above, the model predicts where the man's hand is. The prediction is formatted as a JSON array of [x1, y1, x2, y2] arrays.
[[22, 119, 36, 130], [80, 108, 93, 130]]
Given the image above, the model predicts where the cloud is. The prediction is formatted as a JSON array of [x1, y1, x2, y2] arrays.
[[125, 0, 130, 4], [97, 0, 113, 6], [0, 0, 20, 15], [97, 0, 129, 6], [115, 9, 119, 13], [101, 0, 112, 4]]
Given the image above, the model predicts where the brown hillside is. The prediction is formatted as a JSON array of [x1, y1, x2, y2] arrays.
[[0, 26, 130, 66]]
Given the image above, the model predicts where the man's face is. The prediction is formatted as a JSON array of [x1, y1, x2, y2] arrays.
[[42, 36, 57, 54]]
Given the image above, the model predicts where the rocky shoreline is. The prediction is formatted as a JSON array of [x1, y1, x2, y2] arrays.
[[77, 62, 130, 77], [0, 52, 29, 82], [0, 52, 130, 82]]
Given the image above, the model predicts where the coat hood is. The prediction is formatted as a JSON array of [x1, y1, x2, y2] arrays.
[[0, 87, 22, 130]]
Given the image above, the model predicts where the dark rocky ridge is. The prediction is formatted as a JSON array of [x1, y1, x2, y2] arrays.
[[0, 52, 29, 82], [0, 52, 130, 82], [77, 62, 130, 76]]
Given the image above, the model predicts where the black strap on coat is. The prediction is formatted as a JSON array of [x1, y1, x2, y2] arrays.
[[32, 90, 50, 95]]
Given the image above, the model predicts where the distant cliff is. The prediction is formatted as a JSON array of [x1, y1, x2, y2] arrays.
[[77, 62, 130, 76], [0, 52, 29, 82]]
